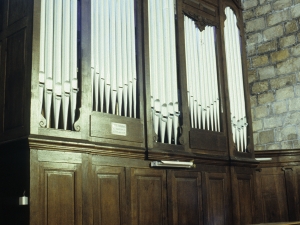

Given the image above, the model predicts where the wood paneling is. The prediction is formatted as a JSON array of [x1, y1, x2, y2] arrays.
[[203, 171, 230, 225], [8, 0, 27, 25], [47, 171, 76, 225], [254, 168, 289, 223], [4, 28, 26, 131], [231, 168, 255, 225], [93, 166, 126, 225], [131, 168, 167, 225], [168, 171, 203, 225], [38, 162, 82, 225]]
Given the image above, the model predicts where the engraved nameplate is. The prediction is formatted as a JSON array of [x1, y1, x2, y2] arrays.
[[111, 122, 127, 136]]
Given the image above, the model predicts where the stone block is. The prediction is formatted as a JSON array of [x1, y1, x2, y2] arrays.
[[252, 55, 269, 67], [281, 140, 294, 149], [277, 57, 300, 75], [255, 145, 267, 150], [293, 140, 300, 148], [246, 44, 256, 56], [279, 35, 296, 48], [258, 66, 275, 80], [267, 10, 290, 27], [259, 0, 272, 5], [294, 84, 300, 96], [291, 4, 300, 18], [258, 92, 275, 104], [284, 111, 300, 125], [259, 129, 275, 144], [291, 44, 300, 56], [253, 119, 263, 131], [253, 132, 259, 145], [243, 0, 258, 10], [266, 143, 281, 150], [270, 49, 290, 63], [278, 126, 298, 141], [255, 4, 271, 17], [247, 32, 264, 45], [285, 20, 298, 34], [264, 116, 283, 129], [250, 95, 258, 107], [288, 97, 300, 111], [270, 74, 296, 89], [248, 69, 258, 83], [255, 105, 269, 118], [273, 0, 292, 10], [272, 101, 287, 114], [257, 40, 277, 54], [245, 17, 266, 33], [243, 10, 255, 21], [252, 81, 269, 94], [276, 86, 295, 100], [263, 25, 284, 41]]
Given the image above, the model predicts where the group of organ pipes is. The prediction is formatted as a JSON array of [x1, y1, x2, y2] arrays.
[[38, 0, 248, 152], [39, 0, 78, 130], [91, 0, 137, 118]]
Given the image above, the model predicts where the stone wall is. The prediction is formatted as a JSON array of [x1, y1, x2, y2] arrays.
[[242, 0, 300, 150]]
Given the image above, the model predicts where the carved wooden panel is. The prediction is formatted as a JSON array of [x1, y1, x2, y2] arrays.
[[231, 168, 255, 225], [190, 129, 227, 151], [4, 29, 26, 131], [93, 166, 126, 225], [8, 0, 27, 25], [131, 168, 167, 225], [254, 167, 289, 223], [90, 112, 144, 143], [168, 171, 203, 225], [38, 162, 82, 225], [202, 171, 230, 225]]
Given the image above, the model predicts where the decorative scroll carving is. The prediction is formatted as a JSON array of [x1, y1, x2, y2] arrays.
[[39, 114, 47, 128], [73, 108, 81, 131], [183, 9, 218, 31]]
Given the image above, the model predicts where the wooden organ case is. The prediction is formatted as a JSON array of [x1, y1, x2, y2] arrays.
[[0, 0, 266, 224]]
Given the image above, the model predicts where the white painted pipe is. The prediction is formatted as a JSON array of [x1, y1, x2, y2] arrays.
[[121, 0, 128, 117], [169, 0, 180, 144], [99, 0, 105, 113], [129, 0, 137, 118], [104, 0, 111, 114], [70, 0, 78, 128], [44, 0, 54, 128], [62, 0, 71, 130], [115, 0, 123, 116], [94, 0, 100, 112], [39, 0, 46, 115]]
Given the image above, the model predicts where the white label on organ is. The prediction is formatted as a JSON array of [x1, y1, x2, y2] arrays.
[[111, 122, 127, 136]]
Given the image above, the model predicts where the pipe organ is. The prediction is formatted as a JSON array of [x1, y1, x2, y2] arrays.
[[35, 0, 253, 154], [0, 0, 259, 224], [39, 0, 78, 130]]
